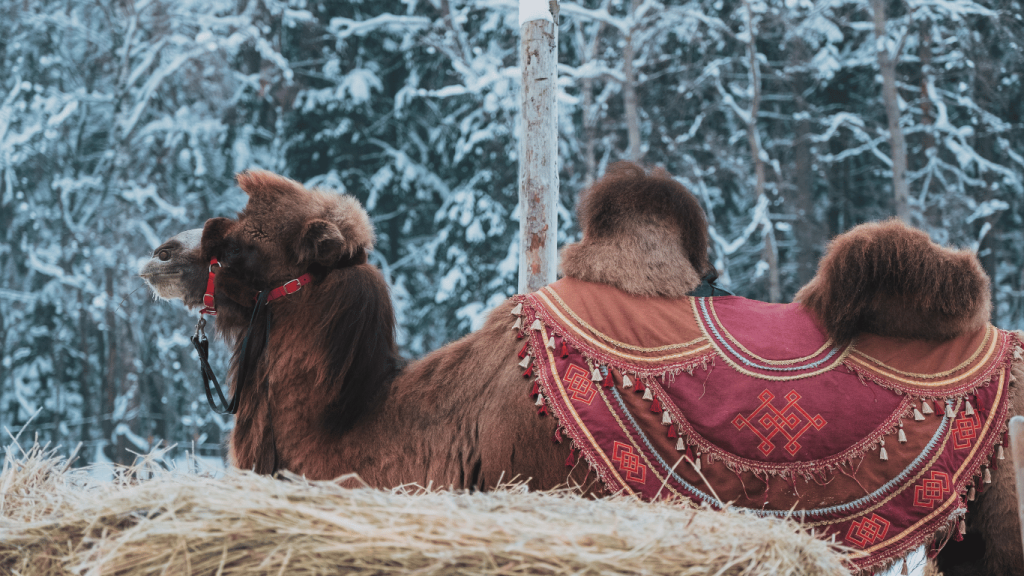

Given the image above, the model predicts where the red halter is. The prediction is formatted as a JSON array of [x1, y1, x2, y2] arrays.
[[200, 258, 313, 315]]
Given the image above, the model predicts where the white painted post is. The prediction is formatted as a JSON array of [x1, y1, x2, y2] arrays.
[[518, 0, 559, 294]]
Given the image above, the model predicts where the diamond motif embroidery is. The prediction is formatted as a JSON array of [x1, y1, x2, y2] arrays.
[[951, 411, 982, 450], [563, 364, 597, 405], [846, 514, 891, 548], [611, 441, 647, 484], [732, 389, 827, 456], [913, 471, 950, 509]]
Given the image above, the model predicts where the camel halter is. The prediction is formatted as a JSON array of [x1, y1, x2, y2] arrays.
[[191, 258, 313, 414]]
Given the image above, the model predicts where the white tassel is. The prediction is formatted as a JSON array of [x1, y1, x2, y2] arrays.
[[898, 428, 907, 443], [511, 317, 523, 331], [921, 401, 934, 415], [959, 518, 967, 536], [913, 408, 925, 421], [530, 319, 543, 331], [968, 486, 976, 501], [998, 444, 1005, 460], [642, 388, 654, 401], [519, 355, 532, 369], [676, 437, 686, 451], [591, 367, 604, 382], [965, 400, 975, 416], [879, 439, 888, 461], [510, 302, 523, 316], [693, 454, 702, 473], [984, 467, 992, 484], [661, 411, 672, 426], [622, 374, 634, 389], [546, 334, 556, 349], [946, 401, 957, 419], [535, 394, 545, 407]]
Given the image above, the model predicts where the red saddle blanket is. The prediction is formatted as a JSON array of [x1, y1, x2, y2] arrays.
[[513, 278, 1016, 574]]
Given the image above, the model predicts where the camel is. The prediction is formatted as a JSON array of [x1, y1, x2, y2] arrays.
[[140, 163, 1022, 575]]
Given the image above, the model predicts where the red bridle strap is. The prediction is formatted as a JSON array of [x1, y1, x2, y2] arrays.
[[266, 273, 313, 303], [200, 257, 312, 313], [200, 258, 220, 316]]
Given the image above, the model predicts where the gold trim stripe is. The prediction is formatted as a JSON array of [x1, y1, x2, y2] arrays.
[[847, 328, 998, 388], [541, 333, 636, 496], [543, 287, 708, 352], [706, 297, 835, 365], [690, 298, 852, 382], [535, 291, 712, 364]]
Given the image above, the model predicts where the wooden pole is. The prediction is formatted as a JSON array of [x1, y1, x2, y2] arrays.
[[1010, 415, 1024, 558], [518, 0, 559, 294]]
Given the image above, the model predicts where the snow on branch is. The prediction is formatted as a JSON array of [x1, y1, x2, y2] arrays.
[[329, 14, 431, 40]]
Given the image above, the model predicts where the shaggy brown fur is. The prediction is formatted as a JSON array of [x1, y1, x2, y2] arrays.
[[166, 170, 591, 491], [560, 162, 708, 298], [795, 219, 991, 345]]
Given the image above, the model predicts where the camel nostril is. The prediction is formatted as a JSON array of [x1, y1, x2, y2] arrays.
[[158, 250, 171, 261]]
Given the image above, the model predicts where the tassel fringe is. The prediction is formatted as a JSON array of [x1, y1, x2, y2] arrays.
[[921, 401, 934, 415]]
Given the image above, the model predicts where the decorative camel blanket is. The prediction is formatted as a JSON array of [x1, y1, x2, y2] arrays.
[[512, 277, 1017, 575]]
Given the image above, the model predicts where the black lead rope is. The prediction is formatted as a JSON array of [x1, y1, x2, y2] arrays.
[[191, 289, 272, 415]]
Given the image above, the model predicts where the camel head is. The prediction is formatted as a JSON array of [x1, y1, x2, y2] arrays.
[[139, 228, 207, 308], [559, 162, 710, 298], [196, 170, 376, 327]]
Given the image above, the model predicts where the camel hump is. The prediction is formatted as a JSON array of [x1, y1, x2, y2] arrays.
[[795, 219, 992, 345]]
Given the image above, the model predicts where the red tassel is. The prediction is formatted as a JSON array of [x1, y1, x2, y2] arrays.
[[685, 444, 694, 462], [518, 342, 529, 359], [537, 404, 548, 416], [560, 342, 570, 359], [565, 449, 575, 467], [530, 381, 540, 397], [634, 379, 646, 392], [516, 331, 525, 340], [522, 365, 534, 378], [651, 398, 662, 414], [554, 428, 563, 443], [990, 454, 999, 472], [933, 400, 943, 416], [667, 425, 677, 439], [603, 375, 614, 389]]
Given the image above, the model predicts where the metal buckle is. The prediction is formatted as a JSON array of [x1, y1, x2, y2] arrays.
[[283, 279, 302, 295], [209, 259, 222, 273]]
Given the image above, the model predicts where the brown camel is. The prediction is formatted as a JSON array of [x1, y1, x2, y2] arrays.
[[141, 163, 1022, 575]]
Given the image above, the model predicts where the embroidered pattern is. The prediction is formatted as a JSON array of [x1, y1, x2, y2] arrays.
[[564, 364, 597, 405], [611, 441, 647, 483], [913, 471, 950, 509], [731, 389, 827, 456], [517, 284, 1017, 575], [846, 514, 892, 548], [951, 411, 982, 450]]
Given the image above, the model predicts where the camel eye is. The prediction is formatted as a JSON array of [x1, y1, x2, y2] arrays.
[[158, 250, 170, 261]]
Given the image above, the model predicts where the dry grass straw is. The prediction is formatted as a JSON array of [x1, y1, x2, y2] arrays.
[[0, 442, 851, 576]]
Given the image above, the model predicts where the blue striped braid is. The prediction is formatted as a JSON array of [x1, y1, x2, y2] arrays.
[[698, 297, 840, 372]]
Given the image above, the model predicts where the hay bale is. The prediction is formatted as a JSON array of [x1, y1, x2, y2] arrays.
[[0, 444, 850, 576]]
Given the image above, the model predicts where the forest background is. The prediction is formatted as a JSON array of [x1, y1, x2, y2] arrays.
[[0, 0, 1021, 466]]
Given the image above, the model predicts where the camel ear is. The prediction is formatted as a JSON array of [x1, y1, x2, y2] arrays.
[[297, 219, 350, 267], [200, 217, 234, 261], [235, 170, 304, 201]]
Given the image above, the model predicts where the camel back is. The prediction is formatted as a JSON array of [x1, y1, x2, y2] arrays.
[[514, 277, 1016, 575]]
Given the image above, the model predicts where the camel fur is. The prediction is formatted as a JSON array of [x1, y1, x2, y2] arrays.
[[795, 219, 992, 345], [139, 165, 1023, 576], [560, 162, 708, 298]]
